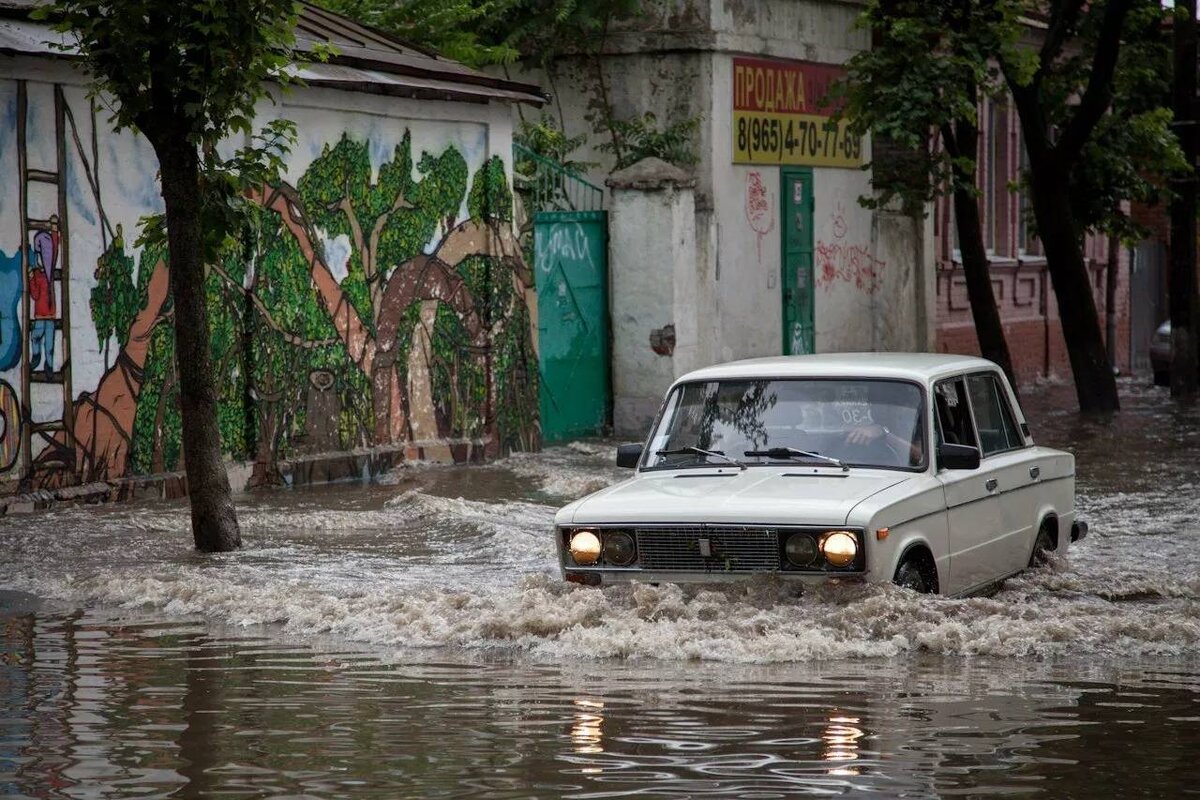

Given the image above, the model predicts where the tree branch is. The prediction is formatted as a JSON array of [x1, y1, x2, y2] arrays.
[[247, 182, 378, 374], [210, 261, 341, 350], [1055, 0, 1134, 163], [1037, 0, 1087, 79], [369, 189, 415, 265], [335, 194, 368, 275], [940, 123, 961, 161], [1003, 71, 1052, 166]]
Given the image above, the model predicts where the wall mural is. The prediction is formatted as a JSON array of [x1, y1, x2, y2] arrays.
[[1, 81, 538, 494]]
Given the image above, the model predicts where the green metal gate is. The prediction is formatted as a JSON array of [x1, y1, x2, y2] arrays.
[[534, 211, 609, 442], [781, 167, 815, 355], [517, 144, 610, 442]]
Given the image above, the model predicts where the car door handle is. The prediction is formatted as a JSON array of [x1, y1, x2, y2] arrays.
[[1029, 466, 1041, 480], [985, 478, 999, 492]]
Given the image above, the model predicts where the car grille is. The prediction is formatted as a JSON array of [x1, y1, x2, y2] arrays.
[[635, 526, 781, 573]]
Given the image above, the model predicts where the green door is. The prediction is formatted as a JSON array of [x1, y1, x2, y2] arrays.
[[781, 167, 815, 355], [535, 210, 610, 442]]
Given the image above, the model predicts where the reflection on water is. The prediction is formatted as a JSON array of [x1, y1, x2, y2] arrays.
[[822, 714, 863, 773], [3, 605, 1200, 798], [571, 699, 605, 756], [1, 379, 1200, 796]]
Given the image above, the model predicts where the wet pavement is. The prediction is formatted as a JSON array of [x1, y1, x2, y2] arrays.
[[2, 377, 1200, 797]]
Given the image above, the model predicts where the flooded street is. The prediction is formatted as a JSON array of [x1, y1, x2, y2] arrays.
[[3, 379, 1200, 797]]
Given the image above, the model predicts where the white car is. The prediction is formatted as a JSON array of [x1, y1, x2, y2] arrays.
[[555, 353, 1087, 596]]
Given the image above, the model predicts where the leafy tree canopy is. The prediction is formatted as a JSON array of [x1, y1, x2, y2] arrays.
[[839, 0, 1024, 211], [316, 0, 639, 69], [36, 0, 307, 260], [840, 0, 1186, 243]]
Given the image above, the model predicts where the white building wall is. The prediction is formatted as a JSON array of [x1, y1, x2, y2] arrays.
[[511, 0, 933, 410]]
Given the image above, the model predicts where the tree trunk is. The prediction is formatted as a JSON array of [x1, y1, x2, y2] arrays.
[[1026, 166, 1120, 413], [154, 138, 242, 552], [1171, 0, 1199, 398], [952, 184, 1019, 394]]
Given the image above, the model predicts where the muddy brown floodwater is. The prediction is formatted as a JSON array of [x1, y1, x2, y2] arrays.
[[2, 378, 1200, 798]]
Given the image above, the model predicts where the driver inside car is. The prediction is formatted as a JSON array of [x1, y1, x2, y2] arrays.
[[839, 383, 925, 467]]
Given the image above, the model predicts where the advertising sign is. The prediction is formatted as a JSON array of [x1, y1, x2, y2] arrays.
[[732, 56, 863, 168]]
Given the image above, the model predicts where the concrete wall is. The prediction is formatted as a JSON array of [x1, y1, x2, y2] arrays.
[[606, 160, 698, 434], [513, 0, 935, 431], [0, 56, 536, 496]]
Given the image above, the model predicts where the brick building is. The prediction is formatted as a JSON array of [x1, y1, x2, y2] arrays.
[[933, 97, 1135, 384]]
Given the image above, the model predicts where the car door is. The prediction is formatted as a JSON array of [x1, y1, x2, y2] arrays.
[[934, 376, 1004, 595], [965, 371, 1041, 574]]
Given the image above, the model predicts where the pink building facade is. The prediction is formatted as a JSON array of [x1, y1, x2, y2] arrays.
[[933, 98, 1132, 383]]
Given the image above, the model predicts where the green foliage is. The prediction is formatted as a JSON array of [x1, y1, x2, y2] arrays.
[[597, 112, 700, 170], [36, 0, 301, 145], [430, 305, 486, 438], [1052, 1, 1187, 242], [90, 228, 139, 352], [515, 118, 591, 174], [317, 0, 520, 66], [131, 323, 180, 474], [839, 0, 1023, 212], [491, 299, 538, 451], [468, 156, 514, 222], [414, 149, 471, 230], [129, 133, 538, 469], [40, 0, 307, 287], [137, 120, 299, 265], [317, 0, 639, 69], [840, 0, 1185, 241]]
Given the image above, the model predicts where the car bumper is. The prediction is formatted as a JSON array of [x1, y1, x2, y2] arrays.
[[562, 569, 868, 586]]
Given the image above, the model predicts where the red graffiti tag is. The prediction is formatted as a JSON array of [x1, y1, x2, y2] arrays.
[[745, 171, 775, 262], [815, 204, 884, 293]]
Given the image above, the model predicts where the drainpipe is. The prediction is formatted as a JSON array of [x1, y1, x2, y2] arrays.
[[1041, 267, 1050, 378], [1106, 234, 1119, 372]]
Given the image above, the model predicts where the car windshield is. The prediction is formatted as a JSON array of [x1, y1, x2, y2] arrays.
[[644, 378, 926, 471]]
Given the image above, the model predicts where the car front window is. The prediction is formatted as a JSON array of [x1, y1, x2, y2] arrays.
[[644, 378, 926, 470]]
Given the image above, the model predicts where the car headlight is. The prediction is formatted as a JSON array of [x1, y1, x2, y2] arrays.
[[784, 533, 819, 567], [602, 531, 637, 566], [820, 531, 859, 568], [569, 530, 602, 565]]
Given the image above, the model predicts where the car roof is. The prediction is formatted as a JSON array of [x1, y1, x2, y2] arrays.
[[674, 353, 1000, 385]]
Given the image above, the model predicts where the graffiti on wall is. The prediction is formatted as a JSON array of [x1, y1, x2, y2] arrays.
[[815, 202, 885, 294], [1, 83, 538, 492], [744, 171, 775, 263]]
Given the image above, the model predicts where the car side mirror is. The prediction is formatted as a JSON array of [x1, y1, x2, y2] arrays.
[[938, 443, 980, 471], [616, 443, 643, 468]]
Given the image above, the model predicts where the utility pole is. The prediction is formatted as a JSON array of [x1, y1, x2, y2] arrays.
[[1170, 0, 1199, 398]]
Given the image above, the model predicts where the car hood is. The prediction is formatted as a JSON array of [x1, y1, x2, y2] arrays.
[[563, 467, 911, 527]]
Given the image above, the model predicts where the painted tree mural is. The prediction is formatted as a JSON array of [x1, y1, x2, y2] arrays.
[[28, 131, 538, 489]]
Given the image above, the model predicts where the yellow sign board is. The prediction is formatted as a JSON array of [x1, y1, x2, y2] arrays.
[[733, 111, 862, 167], [731, 57, 863, 168]]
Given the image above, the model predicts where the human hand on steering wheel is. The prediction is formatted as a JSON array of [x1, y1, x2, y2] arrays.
[[843, 424, 903, 461]]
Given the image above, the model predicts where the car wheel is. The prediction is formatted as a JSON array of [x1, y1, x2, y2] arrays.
[[894, 554, 934, 594], [1029, 523, 1055, 567], [1153, 370, 1170, 387]]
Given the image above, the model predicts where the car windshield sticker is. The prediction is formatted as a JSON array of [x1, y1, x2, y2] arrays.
[[834, 384, 874, 426]]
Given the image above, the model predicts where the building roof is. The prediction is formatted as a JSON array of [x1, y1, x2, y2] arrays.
[[0, 0, 545, 106], [676, 353, 1001, 385]]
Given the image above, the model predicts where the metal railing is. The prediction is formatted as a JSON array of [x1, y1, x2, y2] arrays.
[[513, 142, 604, 214]]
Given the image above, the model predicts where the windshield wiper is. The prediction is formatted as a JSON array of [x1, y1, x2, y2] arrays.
[[743, 447, 849, 472], [655, 446, 747, 470]]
